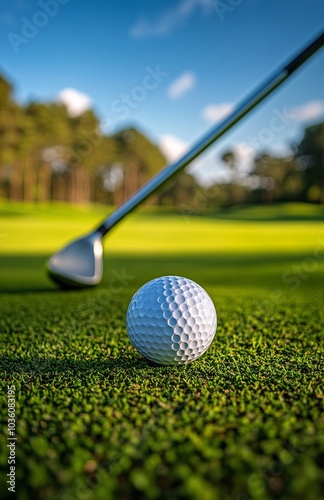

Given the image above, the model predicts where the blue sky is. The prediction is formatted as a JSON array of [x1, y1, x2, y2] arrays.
[[0, 0, 323, 183]]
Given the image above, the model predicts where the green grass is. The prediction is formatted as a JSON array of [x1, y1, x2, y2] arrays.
[[0, 202, 323, 500]]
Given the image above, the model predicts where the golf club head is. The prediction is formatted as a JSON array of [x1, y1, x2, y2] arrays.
[[47, 231, 103, 288]]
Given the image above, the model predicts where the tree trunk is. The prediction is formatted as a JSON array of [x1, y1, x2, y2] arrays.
[[37, 164, 51, 202], [24, 156, 36, 202], [70, 167, 90, 204], [9, 164, 21, 201]]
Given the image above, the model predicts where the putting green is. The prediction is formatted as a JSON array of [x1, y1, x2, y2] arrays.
[[0, 202, 323, 500]]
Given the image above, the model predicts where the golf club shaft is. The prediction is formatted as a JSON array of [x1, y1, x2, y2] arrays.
[[98, 31, 323, 235]]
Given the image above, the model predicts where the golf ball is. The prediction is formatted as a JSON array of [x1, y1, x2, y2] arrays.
[[126, 276, 217, 365]]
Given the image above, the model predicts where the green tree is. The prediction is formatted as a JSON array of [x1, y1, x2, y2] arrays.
[[113, 128, 166, 205], [0, 75, 22, 200], [296, 121, 324, 203], [250, 153, 300, 202], [0, 73, 168, 206], [221, 150, 237, 171], [157, 172, 202, 209], [24, 102, 72, 201]]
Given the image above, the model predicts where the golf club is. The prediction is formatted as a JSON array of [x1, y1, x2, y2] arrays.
[[47, 31, 324, 288]]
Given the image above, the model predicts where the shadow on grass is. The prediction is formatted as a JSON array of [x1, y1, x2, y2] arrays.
[[0, 355, 168, 374], [0, 254, 68, 294], [1, 250, 323, 294], [138, 203, 324, 222]]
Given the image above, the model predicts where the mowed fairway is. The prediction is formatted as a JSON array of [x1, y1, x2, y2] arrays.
[[0, 203, 323, 500]]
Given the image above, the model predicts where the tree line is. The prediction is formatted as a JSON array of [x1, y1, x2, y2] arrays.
[[0, 72, 323, 208], [157, 120, 324, 210], [0, 73, 166, 205], [216, 122, 324, 206]]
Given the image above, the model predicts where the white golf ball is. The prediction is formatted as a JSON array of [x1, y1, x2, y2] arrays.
[[126, 276, 217, 365]]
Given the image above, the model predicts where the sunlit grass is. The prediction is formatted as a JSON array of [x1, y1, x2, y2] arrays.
[[1, 202, 323, 255], [0, 202, 323, 500]]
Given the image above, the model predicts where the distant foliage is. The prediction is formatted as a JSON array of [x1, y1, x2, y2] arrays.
[[0, 74, 166, 204], [212, 122, 324, 206], [0, 72, 323, 207]]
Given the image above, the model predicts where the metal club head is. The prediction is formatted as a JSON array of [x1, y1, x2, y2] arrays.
[[46, 231, 103, 288]]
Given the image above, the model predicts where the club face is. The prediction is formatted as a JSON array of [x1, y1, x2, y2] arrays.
[[47, 232, 103, 288]]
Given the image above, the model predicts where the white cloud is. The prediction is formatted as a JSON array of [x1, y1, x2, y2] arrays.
[[202, 102, 234, 123], [130, 0, 214, 38], [289, 100, 324, 121], [57, 88, 92, 117], [167, 72, 196, 99], [233, 143, 255, 167], [159, 134, 189, 162], [228, 142, 258, 176]]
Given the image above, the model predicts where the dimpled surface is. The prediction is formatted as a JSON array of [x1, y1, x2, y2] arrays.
[[126, 276, 217, 365]]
